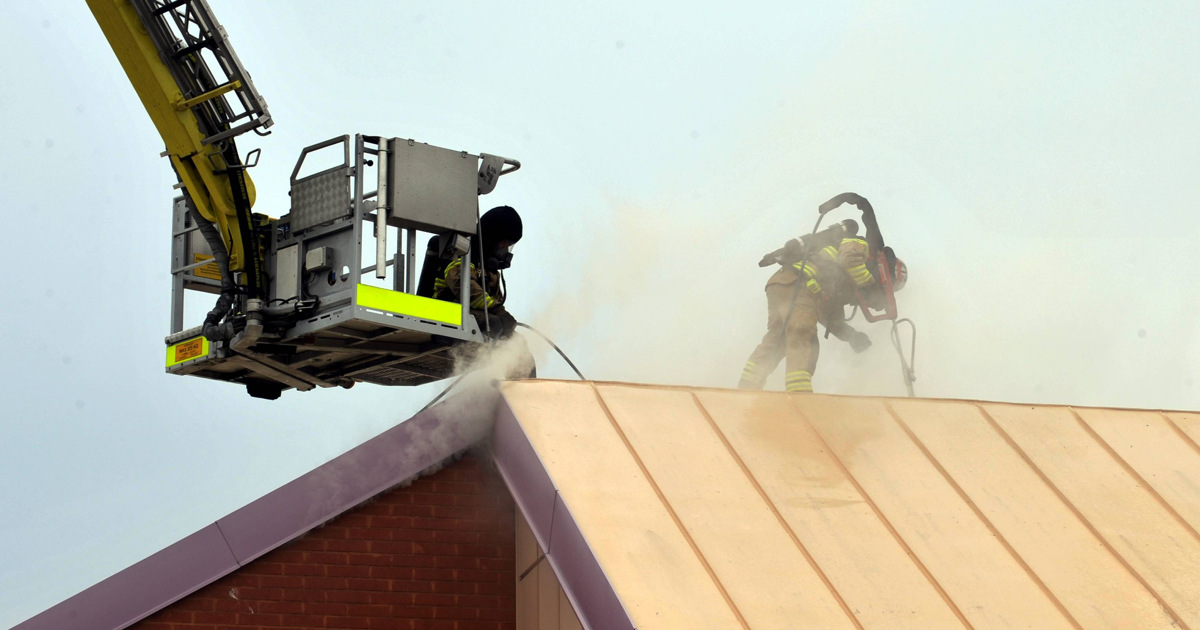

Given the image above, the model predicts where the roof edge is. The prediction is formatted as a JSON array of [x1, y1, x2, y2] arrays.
[[516, 379, 1199, 415], [492, 394, 634, 630]]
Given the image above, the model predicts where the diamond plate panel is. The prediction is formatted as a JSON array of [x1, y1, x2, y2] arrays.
[[291, 167, 351, 233]]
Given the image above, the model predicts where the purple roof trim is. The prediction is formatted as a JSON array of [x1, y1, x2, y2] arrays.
[[13, 525, 237, 630], [14, 398, 495, 630], [491, 398, 557, 551], [491, 397, 633, 630], [546, 494, 634, 630]]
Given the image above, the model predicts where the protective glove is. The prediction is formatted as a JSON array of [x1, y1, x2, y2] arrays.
[[491, 309, 518, 338], [848, 330, 872, 353]]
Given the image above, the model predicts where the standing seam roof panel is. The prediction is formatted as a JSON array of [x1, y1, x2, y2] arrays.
[[499, 381, 1200, 630], [795, 395, 1077, 629], [983, 404, 1200, 628], [500, 381, 743, 628], [1166, 412, 1200, 454], [890, 399, 1179, 629], [694, 390, 966, 629], [596, 385, 857, 629], [1078, 408, 1200, 536]]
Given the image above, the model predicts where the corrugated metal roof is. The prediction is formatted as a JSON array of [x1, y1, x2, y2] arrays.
[[499, 380, 1200, 629]]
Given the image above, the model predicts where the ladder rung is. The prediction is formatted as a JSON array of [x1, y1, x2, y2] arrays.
[[175, 80, 242, 111], [154, 0, 191, 16], [173, 38, 214, 59]]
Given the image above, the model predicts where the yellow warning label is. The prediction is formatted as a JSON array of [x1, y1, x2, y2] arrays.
[[166, 336, 209, 368], [193, 253, 222, 281], [175, 338, 204, 362]]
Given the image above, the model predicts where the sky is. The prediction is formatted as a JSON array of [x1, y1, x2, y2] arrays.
[[2, 0, 1199, 626]]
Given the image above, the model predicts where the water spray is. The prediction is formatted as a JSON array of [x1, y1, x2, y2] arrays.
[[419, 322, 587, 413]]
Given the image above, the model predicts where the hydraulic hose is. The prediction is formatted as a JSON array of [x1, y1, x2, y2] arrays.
[[515, 323, 587, 381], [188, 206, 239, 341]]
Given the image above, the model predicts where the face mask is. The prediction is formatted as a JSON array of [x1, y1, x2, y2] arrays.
[[487, 244, 514, 270]]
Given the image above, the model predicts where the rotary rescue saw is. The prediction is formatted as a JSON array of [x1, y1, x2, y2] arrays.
[[88, 0, 519, 399]]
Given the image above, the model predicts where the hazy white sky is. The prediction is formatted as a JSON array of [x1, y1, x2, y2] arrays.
[[2, 0, 1199, 626]]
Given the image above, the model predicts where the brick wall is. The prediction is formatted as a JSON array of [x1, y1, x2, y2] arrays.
[[134, 453, 516, 630]]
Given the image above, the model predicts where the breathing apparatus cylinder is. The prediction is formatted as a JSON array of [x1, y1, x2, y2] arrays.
[[758, 219, 859, 268]]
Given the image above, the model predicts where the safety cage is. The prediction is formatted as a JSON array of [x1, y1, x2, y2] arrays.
[[166, 134, 520, 398]]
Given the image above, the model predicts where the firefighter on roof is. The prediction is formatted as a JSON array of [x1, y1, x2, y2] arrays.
[[738, 231, 907, 393]]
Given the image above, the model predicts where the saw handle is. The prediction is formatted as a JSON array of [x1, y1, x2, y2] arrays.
[[857, 250, 899, 322], [819, 192, 885, 256], [819, 192, 871, 214]]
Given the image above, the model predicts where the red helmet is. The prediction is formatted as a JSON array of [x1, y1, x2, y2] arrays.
[[892, 258, 907, 291]]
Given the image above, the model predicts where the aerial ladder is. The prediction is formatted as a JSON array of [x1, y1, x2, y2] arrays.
[[88, 0, 521, 399]]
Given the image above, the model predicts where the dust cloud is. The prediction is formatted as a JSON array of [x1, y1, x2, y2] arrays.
[[483, 3, 1200, 410], [509, 9, 1200, 411], [424, 333, 538, 427]]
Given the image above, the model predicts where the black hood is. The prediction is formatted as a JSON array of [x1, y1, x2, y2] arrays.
[[474, 205, 522, 262]]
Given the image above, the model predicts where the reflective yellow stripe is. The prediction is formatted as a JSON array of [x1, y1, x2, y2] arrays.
[[357, 284, 463, 326], [844, 239, 871, 257], [785, 370, 813, 392], [470, 293, 496, 309], [848, 264, 874, 286], [742, 367, 765, 380], [822, 246, 838, 259], [792, 263, 823, 293], [443, 258, 489, 304]]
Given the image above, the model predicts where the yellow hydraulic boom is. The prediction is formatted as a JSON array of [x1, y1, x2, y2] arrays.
[[89, 0, 529, 399], [86, 0, 271, 289]]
